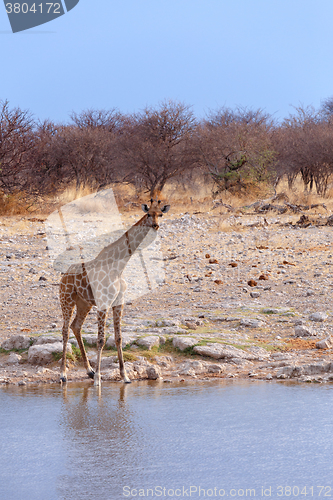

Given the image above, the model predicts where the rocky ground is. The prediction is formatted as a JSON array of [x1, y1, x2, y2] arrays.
[[1, 207, 333, 386]]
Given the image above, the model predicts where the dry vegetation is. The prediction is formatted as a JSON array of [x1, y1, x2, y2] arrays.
[[2, 97, 333, 215]]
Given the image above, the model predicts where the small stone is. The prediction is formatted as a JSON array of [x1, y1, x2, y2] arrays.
[[6, 353, 22, 365], [146, 365, 161, 380], [173, 337, 197, 351], [184, 321, 197, 330], [106, 335, 136, 349], [194, 343, 255, 360], [28, 342, 72, 365], [248, 279, 257, 287], [309, 312, 328, 322], [250, 291, 260, 298], [316, 337, 333, 349], [262, 308, 279, 314], [136, 336, 160, 350], [259, 274, 269, 280], [35, 335, 62, 345], [38, 276, 47, 281], [1, 335, 31, 350], [294, 325, 316, 337], [82, 334, 98, 346], [207, 364, 223, 374], [240, 318, 264, 328]]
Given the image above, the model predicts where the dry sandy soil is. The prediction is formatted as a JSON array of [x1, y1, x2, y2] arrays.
[[1, 205, 333, 385]]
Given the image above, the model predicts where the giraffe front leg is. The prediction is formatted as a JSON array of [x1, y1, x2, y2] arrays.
[[113, 304, 131, 384], [94, 310, 107, 386], [60, 306, 74, 383], [70, 298, 94, 380]]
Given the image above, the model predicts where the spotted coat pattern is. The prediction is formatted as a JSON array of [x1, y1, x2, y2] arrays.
[[59, 200, 170, 386]]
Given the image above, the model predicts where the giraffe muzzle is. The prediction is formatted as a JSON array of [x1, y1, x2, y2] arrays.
[[152, 223, 159, 230]]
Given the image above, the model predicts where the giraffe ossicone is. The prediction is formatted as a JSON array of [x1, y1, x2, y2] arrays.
[[57, 197, 170, 386]]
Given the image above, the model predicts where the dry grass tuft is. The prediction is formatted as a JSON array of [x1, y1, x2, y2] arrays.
[[0, 191, 33, 216]]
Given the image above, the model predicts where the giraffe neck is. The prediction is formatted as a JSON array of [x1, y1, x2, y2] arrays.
[[93, 214, 152, 271]]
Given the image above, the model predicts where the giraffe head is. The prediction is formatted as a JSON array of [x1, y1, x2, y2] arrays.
[[141, 198, 170, 230]]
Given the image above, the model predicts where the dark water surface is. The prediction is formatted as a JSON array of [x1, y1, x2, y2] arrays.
[[0, 380, 333, 500]]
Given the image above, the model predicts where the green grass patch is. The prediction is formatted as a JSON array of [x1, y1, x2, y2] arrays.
[[71, 345, 82, 359], [0, 347, 29, 355], [52, 351, 76, 362], [123, 352, 138, 362], [158, 338, 180, 356]]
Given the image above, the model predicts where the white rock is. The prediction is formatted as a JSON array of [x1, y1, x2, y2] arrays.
[[309, 312, 328, 322], [261, 308, 279, 314], [136, 336, 160, 350], [179, 367, 196, 376], [82, 334, 98, 346], [6, 353, 22, 365], [172, 337, 197, 351], [28, 342, 72, 365], [105, 335, 136, 349], [1, 335, 31, 350], [35, 335, 62, 345], [193, 343, 255, 360], [240, 318, 264, 328], [146, 365, 161, 379], [316, 337, 333, 349], [133, 363, 148, 377], [207, 363, 223, 374], [294, 325, 316, 337]]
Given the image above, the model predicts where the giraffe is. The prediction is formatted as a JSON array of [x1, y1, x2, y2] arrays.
[[59, 198, 170, 386]]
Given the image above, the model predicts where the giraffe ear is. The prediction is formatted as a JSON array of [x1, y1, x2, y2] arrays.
[[161, 205, 170, 213], [141, 204, 149, 213]]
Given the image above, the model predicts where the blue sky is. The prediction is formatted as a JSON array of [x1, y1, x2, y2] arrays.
[[1, 0, 333, 123]]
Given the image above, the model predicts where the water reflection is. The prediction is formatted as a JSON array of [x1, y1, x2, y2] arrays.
[[1, 381, 333, 500], [58, 383, 139, 499]]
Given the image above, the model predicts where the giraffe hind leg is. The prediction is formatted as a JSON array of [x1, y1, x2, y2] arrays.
[[60, 302, 75, 383], [113, 304, 131, 384]]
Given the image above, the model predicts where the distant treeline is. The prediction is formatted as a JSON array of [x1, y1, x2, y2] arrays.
[[1, 98, 333, 200]]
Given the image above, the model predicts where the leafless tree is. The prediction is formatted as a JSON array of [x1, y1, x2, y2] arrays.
[[118, 100, 198, 196], [198, 107, 275, 195], [70, 108, 124, 133], [276, 105, 333, 195], [0, 100, 35, 193]]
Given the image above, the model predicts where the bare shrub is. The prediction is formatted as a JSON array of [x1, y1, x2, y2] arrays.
[[118, 100, 198, 196], [198, 107, 276, 197]]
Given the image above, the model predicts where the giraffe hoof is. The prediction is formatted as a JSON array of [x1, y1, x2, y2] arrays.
[[124, 378, 131, 384], [60, 376, 67, 383], [87, 370, 95, 379]]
